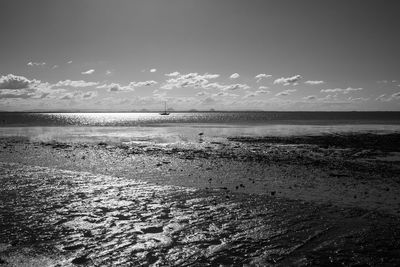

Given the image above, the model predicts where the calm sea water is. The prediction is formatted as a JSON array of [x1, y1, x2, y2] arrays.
[[1, 112, 400, 127], [1, 112, 400, 143]]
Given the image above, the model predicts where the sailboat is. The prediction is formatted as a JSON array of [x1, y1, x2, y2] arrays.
[[159, 101, 170, 115]]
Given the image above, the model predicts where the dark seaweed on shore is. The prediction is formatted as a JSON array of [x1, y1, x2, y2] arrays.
[[228, 133, 400, 152]]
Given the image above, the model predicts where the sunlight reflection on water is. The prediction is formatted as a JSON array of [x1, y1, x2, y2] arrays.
[[1, 124, 400, 144]]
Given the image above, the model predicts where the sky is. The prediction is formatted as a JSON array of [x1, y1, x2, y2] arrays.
[[0, 0, 400, 111]]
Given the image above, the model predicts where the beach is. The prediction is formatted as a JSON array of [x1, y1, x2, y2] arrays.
[[1, 131, 400, 266]]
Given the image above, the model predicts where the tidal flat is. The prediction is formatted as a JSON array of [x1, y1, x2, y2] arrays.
[[1, 133, 400, 266]]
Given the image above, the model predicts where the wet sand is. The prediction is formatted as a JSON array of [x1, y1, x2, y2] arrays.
[[1, 134, 400, 266]]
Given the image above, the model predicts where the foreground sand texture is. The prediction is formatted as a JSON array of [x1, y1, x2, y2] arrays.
[[1, 134, 400, 266]]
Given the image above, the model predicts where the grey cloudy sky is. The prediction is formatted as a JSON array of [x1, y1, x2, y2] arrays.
[[1, 0, 400, 111]]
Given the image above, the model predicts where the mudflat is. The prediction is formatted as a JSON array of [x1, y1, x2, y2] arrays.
[[1, 133, 400, 266]]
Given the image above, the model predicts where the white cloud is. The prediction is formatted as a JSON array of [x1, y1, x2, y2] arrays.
[[258, 86, 269, 90], [196, 91, 208, 96], [377, 92, 400, 102], [244, 89, 269, 98], [0, 74, 33, 89], [305, 80, 324, 85], [53, 80, 99, 88], [82, 91, 97, 99], [201, 97, 217, 105], [98, 80, 157, 92], [392, 92, 400, 99], [59, 91, 98, 100], [274, 75, 302, 86], [214, 92, 239, 97], [275, 89, 296, 96], [0, 89, 35, 99], [27, 62, 46, 67], [223, 84, 250, 91], [377, 80, 398, 84], [59, 93, 74, 100], [130, 80, 158, 87], [255, 89, 270, 94], [97, 83, 131, 92], [230, 73, 240, 79], [81, 69, 95, 75], [255, 74, 272, 82], [375, 94, 387, 101], [161, 73, 220, 90], [303, 95, 317, 100], [106, 70, 112, 75], [321, 87, 363, 94], [165, 71, 180, 77], [150, 68, 157, 73], [67, 61, 73, 64], [52, 65, 59, 69]]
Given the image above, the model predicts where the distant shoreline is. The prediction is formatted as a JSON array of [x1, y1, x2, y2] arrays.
[[1, 110, 400, 113]]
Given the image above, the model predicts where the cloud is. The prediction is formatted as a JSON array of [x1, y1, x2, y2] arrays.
[[201, 97, 217, 105], [27, 62, 46, 67], [273, 75, 302, 86], [244, 89, 270, 98], [375, 94, 387, 101], [305, 80, 324, 85], [0, 74, 33, 89], [222, 84, 250, 91], [53, 80, 99, 88], [106, 70, 112, 75], [275, 89, 296, 96], [377, 92, 400, 102], [67, 61, 73, 64], [255, 89, 270, 94], [161, 73, 220, 90], [230, 73, 240, 79], [59, 93, 74, 100], [392, 92, 400, 99], [255, 74, 272, 82], [81, 69, 95, 75], [196, 91, 208, 96], [303, 95, 317, 100], [244, 93, 257, 98], [52, 65, 59, 69], [59, 91, 98, 100], [131, 80, 158, 87], [97, 83, 130, 92], [82, 91, 97, 99], [0, 89, 35, 99], [321, 87, 363, 94], [165, 72, 180, 77], [214, 92, 239, 97], [377, 80, 398, 84], [98, 80, 157, 92], [150, 68, 157, 73]]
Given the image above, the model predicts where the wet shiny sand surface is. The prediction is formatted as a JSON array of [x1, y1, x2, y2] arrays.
[[1, 136, 400, 266]]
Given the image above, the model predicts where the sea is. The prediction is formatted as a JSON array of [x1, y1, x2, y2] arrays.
[[1, 112, 400, 143]]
